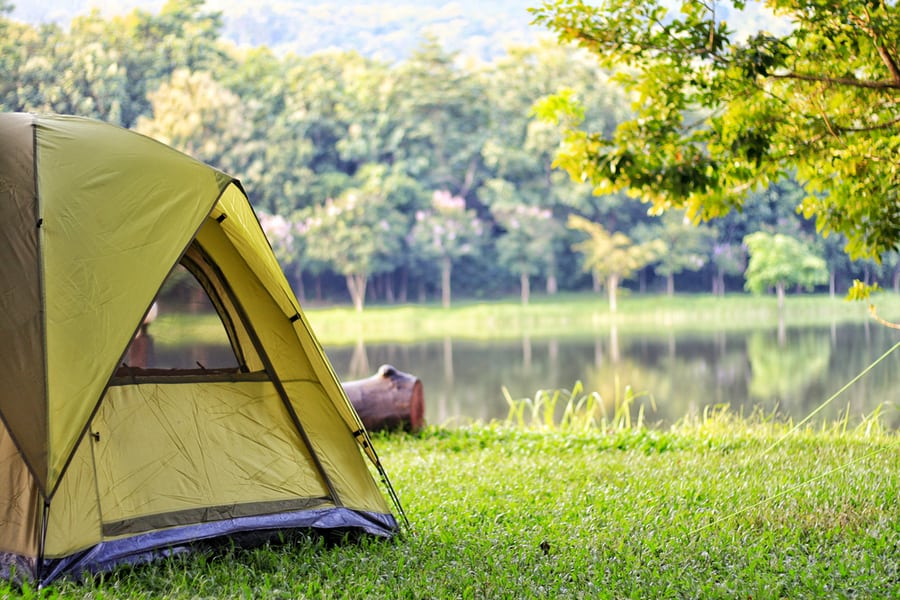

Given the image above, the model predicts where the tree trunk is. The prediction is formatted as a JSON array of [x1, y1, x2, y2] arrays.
[[829, 271, 836, 298], [776, 281, 785, 313], [383, 272, 395, 304], [546, 255, 558, 295], [398, 267, 408, 303], [342, 364, 425, 432], [441, 256, 452, 309], [520, 271, 530, 306], [607, 273, 620, 313], [666, 273, 674, 297], [345, 273, 367, 312]]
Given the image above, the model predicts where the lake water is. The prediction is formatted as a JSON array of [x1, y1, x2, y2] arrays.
[[323, 322, 900, 429]]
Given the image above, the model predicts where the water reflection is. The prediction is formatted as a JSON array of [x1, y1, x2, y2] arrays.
[[746, 330, 830, 401], [324, 323, 900, 429]]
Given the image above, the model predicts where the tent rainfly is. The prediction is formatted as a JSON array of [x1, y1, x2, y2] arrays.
[[0, 113, 403, 585]]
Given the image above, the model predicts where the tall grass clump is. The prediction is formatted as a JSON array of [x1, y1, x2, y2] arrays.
[[502, 378, 656, 433]]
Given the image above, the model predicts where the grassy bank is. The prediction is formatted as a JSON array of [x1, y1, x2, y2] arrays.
[[16, 416, 900, 599], [302, 292, 900, 345], [148, 292, 900, 347]]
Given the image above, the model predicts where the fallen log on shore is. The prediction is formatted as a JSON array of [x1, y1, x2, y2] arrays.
[[342, 364, 425, 433]]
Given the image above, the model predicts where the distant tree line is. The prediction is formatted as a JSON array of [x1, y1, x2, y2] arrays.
[[3, 0, 897, 311]]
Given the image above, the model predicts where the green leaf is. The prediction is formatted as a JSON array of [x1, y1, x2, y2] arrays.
[[846, 279, 881, 302]]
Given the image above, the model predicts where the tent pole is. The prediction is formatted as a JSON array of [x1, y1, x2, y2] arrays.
[[36, 499, 49, 588], [354, 429, 410, 531]]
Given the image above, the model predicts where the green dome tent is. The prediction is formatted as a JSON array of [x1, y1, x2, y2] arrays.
[[0, 113, 402, 584]]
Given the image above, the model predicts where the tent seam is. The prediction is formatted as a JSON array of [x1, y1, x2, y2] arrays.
[[31, 114, 50, 584]]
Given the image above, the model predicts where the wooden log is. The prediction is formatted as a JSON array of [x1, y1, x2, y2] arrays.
[[342, 364, 425, 432]]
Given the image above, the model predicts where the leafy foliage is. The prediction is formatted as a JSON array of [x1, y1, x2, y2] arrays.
[[493, 204, 565, 305], [569, 214, 665, 310], [301, 166, 410, 311], [743, 231, 829, 298], [531, 0, 900, 260], [636, 210, 718, 295], [4, 1, 897, 306], [407, 191, 485, 308], [135, 68, 255, 174]]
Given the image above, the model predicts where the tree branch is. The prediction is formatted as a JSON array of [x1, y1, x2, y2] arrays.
[[459, 156, 477, 198], [875, 44, 900, 85], [769, 71, 900, 90], [850, 5, 900, 85], [869, 303, 900, 330], [830, 113, 900, 134]]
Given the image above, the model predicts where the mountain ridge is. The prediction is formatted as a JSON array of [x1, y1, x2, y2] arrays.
[[11, 0, 542, 62], [12, 1, 787, 62]]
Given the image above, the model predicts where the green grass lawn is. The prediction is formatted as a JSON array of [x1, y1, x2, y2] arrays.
[[16, 415, 900, 599]]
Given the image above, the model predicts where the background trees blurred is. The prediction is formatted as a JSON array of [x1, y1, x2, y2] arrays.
[[4, 0, 896, 309]]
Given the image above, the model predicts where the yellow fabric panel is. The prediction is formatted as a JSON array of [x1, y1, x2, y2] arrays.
[[0, 113, 48, 493], [92, 382, 327, 528], [193, 216, 388, 512], [194, 218, 316, 380], [209, 191, 375, 461], [36, 115, 232, 491], [44, 436, 101, 557], [282, 381, 391, 514], [210, 186, 300, 319], [288, 312, 379, 465], [0, 420, 40, 557]]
